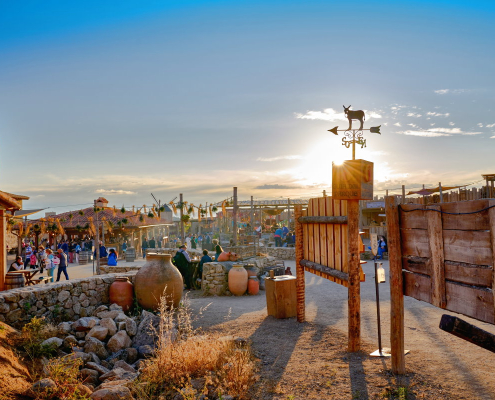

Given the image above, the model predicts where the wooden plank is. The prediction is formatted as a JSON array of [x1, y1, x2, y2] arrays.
[[488, 199, 495, 325], [402, 256, 430, 275], [294, 205, 305, 323], [403, 271, 432, 304], [439, 314, 495, 353], [347, 199, 360, 352], [441, 200, 490, 231], [297, 216, 348, 224], [265, 277, 297, 319], [386, 196, 405, 375], [333, 199, 343, 285], [445, 281, 494, 324], [445, 262, 492, 288], [303, 208, 309, 261], [313, 198, 321, 265], [443, 230, 492, 266], [326, 197, 335, 270], [427, 204, 446, 308], [399, 204, 427, 229], [308, 200, 315, 264], [342, 200, 349, 275], [300, 259, 349, 281], [400, 228, 431, 258], [319, 197, 328, 271]]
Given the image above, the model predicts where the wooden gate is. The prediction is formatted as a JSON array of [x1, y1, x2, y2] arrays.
[[386, 197, 495, 373]]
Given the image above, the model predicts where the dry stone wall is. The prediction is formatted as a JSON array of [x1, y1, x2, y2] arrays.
[[265, 247, 295, 260], [0, 272, 136, 328]]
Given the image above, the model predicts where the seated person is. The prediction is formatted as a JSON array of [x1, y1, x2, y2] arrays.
[[199, 249, 212, 277], [9, 256, 25, 272]]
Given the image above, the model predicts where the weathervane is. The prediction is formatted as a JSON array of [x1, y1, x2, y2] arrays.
[[328, 105, 381, 160]]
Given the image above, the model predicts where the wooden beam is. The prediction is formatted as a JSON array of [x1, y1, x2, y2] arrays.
[[297, 216, 348, 224], [386, 196, 406, 374], [294, 205, 305, 323], [0, 210, 5, 291], [427, 204, 446, 308], [488, 199, 495, 325], [439, 314, 495, 353], [347, 199, 360, 352], [300, 259, 349, 281]]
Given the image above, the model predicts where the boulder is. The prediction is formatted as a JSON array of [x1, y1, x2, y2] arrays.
[[93, 305, 108, 315], [113, 360, 136, 373], [99, 367, 138, 383], [84, 337, 109, 360], [86, 362, 110, 375], [87, 326, 109, 341], [100, 318, 117, 336], [109, 304, 123, 311], [73, 317, 100, 332], [89, 352, 101, 365], [131, 311, 160, 348], [126, 347, 138, 364], [41, 337, 63, 348], [107, 331, 132, 354], [72, 351, 92, 364], [30, 378, 57, 393], [124, 319, 137, 337], [57, 321, 72, 336], [63, 335, 79, 351], [76, 383, 93, 396], [96, 310, 120, 320], [137, 345, 154, 359], [105, 349, 130, 366], [90, 386, 134, 400], [81, 368, 99, 386]]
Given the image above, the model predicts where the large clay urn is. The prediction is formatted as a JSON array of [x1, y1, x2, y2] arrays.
[[228, 264, 248, 296], [247, 276, 259, 295], [134, 253, 183, 311], [109, 277, 134, 312]]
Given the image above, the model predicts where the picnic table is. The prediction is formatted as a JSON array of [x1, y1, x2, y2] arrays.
[[10, 268, 40, 286]]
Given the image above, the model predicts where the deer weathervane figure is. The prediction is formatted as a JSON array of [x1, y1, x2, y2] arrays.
[[343, 105, 365, 130]]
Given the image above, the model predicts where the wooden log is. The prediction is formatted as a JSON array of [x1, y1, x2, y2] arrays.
[[318, 197, 328, 272], [334, 200, 343, 286], [326, 196, 335, 275], [300, 259, 349, 281], [439, 314, 495, 353], [303, 208, 309, 261], [488, 199, 495, 323], [297, 216, 348, 224], [295, 205, 306, 323], [308, 200, 315, 264], [427, 205, 446, 308], [313, 199, 321, 265], [342, 200, 349, 286], [386, 196, 405, 374], [347, 199, 360, 352]]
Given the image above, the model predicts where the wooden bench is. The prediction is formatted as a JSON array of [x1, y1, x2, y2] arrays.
[[36, 276, 53, 284]]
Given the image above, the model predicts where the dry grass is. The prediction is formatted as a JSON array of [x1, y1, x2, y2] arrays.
[[132, 295, 258, 399]]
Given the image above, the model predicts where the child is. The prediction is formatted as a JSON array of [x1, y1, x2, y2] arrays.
[[30, 252, 38, 269]]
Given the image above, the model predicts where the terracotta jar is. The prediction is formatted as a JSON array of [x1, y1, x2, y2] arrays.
[[218, 251, 240, 262], [228, 264, 248, 296], [134, 253, 183, 311], [109, 277, 134, 312], [247, 276, 259, 295], [245, 265, 257, 278]]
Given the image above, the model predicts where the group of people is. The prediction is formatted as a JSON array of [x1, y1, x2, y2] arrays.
[[172, 244, 213, 290], [9, 246, 70, 282], [273, 225, 295, 247]]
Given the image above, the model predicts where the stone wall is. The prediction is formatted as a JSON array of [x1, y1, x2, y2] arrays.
[[0, 272, 137, 328], [265, 247, 295, 260], [100, 266, 141, 274]]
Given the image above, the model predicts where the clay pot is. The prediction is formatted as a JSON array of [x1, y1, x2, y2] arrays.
[[245, 265, 257, 278], [229, 252, 239, 261], [217, 251, 240, 262], [228, 264, 248, 296], [247, 276, 259, 295], [109, 277, 134, 312], [134, 253, 184, 311]]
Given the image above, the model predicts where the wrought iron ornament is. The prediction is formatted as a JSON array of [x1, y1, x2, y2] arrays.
[[328, 105, 381, 160]]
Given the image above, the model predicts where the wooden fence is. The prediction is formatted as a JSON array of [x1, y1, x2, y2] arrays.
[[386, 197, 495, 373]]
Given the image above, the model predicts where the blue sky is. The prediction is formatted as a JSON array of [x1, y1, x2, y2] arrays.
[[1, 1, 494, 215]]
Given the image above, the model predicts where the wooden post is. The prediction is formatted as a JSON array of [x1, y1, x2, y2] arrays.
[[180, 193, 184, 243], [488, 200, 495, 323], [347, 199, 360, 352], [0, 210, 6, 291], [439, 182, 443, 203], [287, 198, 291, 229], [233, 187, 238, 246], [401, 185, 405, 204], [294, 205, 305, 323], [427, 204, 446, 308], [250, 196, 254, 235], [385, 196, 405, 374]]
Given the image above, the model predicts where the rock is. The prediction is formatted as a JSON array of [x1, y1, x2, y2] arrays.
[[191, 378, 206, 391], [31, 378, 57, 392], [87, 326, 109, 341], [81, 368, 99, 385], [75, 331, 87, 339], [124, 319, 137, 337], [126, 347, 138, 364], [109, 304, 123, 311], [118, 322, 126, 331], [132, 311, 160, 348], [58, 290, 70, 302], [100, 318, 117, 336], [89, 352, 101, 365], [93, 305, 108, 315], [132, 359, 145, 371], [86, 362, 110, 375], [63, 335, 79, 351], [96, 310, 120, 320], [41, 337, 63, 348], [101, 360, 112, 370], [72, 351, 92, 364], [114, 313, 129, 323], [77, 383, 93, 396], [113, 360, 136, 373], [73, 317, 100, 332], [107, 331, 132, 354], [137, 345, 155, 359], [84, 337, 109, 360], [90, 386, 134, 400], [57, 321, 72, 336], [99, 367, 138, 383]]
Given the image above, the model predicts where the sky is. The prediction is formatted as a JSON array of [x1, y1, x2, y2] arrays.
[[1, 0, 495, 217]]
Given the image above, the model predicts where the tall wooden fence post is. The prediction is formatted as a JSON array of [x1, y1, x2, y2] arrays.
[[295, 205, 305, 322], [347, 199, 360, 352], [385, 196, 405, 374]]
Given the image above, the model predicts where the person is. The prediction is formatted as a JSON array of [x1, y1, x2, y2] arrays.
[[61, 240, 69, 255], [38, 246, 46, 273], [282, 225, 289, 240], [8, 256, 25, 272], [199, 249, 212, 279], [95, 242, 108, 258], [75, 242, 81, 263], [30, 251, 38, 269], [24, 243, 33, 266], [108, 248, 118, 266], [274, 225, 283, 247], [149, 237, 156, 249], [214, 244, 223, 261], [56, 248, 69, 281], [122, 241, 127, 257], [191, 235, 197, 249], [44, 249, 55, 281], [185, 235, 191, 248], [173, 245, 192, 290], [377, 236, 387, 260], [142, 237, 148, 258], [68, 242, 75, 263]]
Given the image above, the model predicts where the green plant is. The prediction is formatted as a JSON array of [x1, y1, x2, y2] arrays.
[[20, 317, 58, 360], [23, 301, 32, 312], [50, 304, 70, 324], [121, 206, 126, 214]]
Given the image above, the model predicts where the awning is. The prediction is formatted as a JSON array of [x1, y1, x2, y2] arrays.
[[407, 186, 462, 196]]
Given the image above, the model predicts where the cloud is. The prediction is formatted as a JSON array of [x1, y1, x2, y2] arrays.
[[407, 123, 418, 128], [95, 189, 137, 195], [257, 155, 302, 162], [393, 122, 401, 127], [478, 123, 484, 128], [295, 108, 381, 121], [255, 184, 301, 190], [434, 89, 466, 94], [427, 112, 450, 117], [486, 123, 495, 128], [491, 136, 495, 139], [407, 112, 422, 118], [449, 122, 455, 126], [398, 127, 482, 137]]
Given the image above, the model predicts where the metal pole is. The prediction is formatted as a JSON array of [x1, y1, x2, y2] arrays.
[[180, 193, 184, 243], [352, 130, 356, 160], [233, 187, 238, 246]]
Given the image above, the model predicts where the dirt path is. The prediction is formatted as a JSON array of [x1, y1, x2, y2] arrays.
[[188, 260, 495, 400]]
